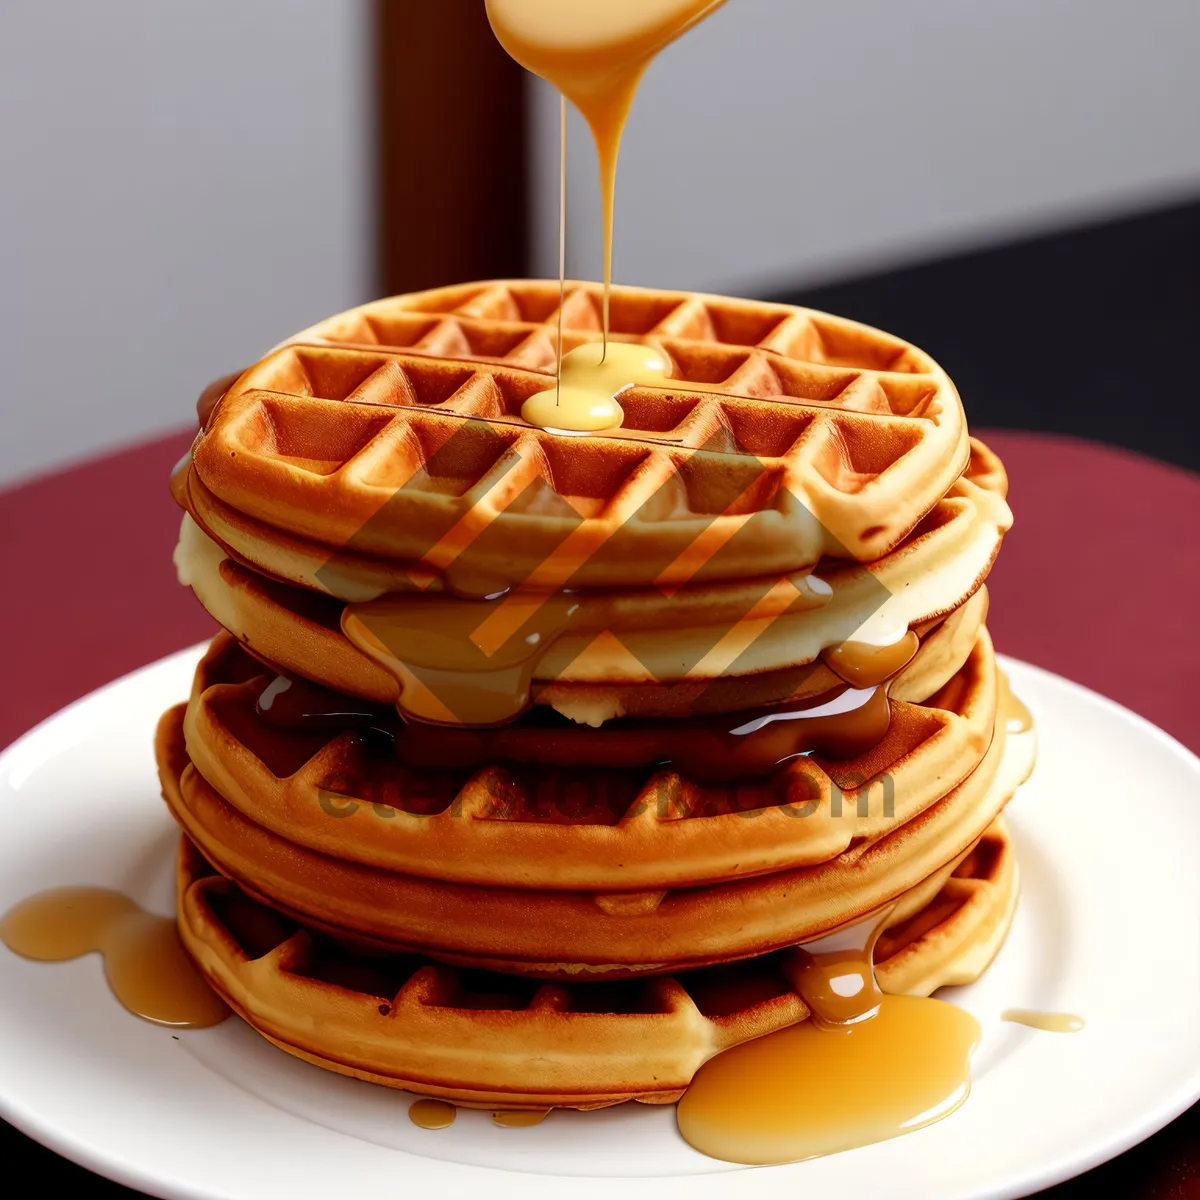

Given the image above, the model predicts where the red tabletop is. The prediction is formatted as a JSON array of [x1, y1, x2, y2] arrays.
[[0, 425, 1197, 1196], [981, 430, 1199, 756]]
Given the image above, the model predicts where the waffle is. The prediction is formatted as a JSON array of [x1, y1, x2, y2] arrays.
[[179, 280, 970, 598], [177, 629, 1000, 893], [873, 819, 1020, 996], [173, 438, 1007, 723], [176, 815, 1019, 1110], [160, 692, 1032, 976]]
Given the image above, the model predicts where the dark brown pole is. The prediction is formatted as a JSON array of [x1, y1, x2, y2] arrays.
[[375, 0, 529, 297]]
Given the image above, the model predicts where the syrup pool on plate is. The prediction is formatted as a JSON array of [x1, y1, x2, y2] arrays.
[[0, 886, 229, 1028]]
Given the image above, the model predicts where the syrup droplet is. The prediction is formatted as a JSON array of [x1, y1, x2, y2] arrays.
[[408, 1098, 458, 1129], [821, 630, 920, 688]]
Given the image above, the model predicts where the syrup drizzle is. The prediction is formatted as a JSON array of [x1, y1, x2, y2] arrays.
[[254, 665, 891, 781], [821, 630, 920, 689], [487, 0, 728, 430], [488, 0, 728, 348], [0, 887, 229, 1028], [341, 575, 874, 739], [555, 91, 566, 398], [676, 913, 982, 1164]]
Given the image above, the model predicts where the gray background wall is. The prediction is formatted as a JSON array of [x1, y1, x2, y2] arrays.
[[529, 0, 1200, 293], [0, 0, 370, 487]]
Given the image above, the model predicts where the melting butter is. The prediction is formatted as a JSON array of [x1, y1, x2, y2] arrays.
[[521, 342, 671, 432]]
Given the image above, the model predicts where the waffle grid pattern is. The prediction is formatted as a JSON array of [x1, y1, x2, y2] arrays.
[[191, 281, 969, 587]]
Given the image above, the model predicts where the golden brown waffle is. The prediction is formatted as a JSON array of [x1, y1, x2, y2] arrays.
[[160, 696, 1032, 976], [176, 816, 1019, 1110], [178, 630, 1000, 892], [174, 439, 1007, 723], [874, 817, 1019, 996], [181, 280, 970, 597], [891, 587, 988, 705]]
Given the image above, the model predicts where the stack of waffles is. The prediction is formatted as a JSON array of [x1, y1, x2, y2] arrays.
[[159, 280, 1036, 1110]]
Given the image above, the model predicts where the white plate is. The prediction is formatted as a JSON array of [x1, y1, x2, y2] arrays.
[[1, 648, 1198, 1200]]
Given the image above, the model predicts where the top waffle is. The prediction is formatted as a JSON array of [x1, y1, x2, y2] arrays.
[[189, 281, 969, 594]]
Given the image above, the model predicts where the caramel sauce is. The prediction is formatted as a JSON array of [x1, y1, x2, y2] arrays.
[[1002, 1009, 1085, 1033], [676, 915, 981, 1164], [408, 1098, 457, 1129], [0, 888, 229, 1028], [821, 630, 920, 689], [256, 666, 890, 781], [493, 1109, 550, 1127]]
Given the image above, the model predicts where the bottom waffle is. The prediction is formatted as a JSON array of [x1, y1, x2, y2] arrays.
[[176, 817, 1019, 1111]]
